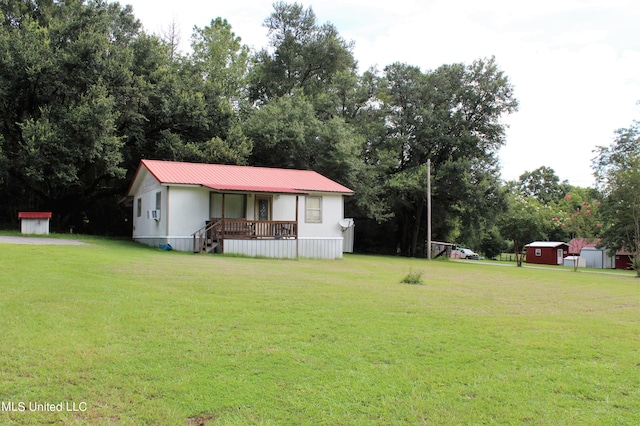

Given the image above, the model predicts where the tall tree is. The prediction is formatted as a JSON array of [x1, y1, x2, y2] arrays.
[[245, 2, 365, 213], [593, 121, 640, 276], [0, 1, 254, 232], [248, 1, 356, 105], [378, 57, 517, 255], [553, 191, 603, 271], [121, 18, 252, 169], [245, 91, 321, 170], [518, 166, 570, 204], [191, 17, 250, 105], [498, 191, 553, 267], [0, 0, 140, 228]]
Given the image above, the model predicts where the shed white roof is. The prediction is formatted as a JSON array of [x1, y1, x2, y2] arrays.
[[525, 241, 568, 248]]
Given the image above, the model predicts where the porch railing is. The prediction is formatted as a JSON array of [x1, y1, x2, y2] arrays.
[[192, 219, 221, 253], [192, 218, 297, 253], [210, 218, 297, 240]]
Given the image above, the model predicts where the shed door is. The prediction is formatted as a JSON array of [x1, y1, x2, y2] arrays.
[[557, 248, 564, 265]]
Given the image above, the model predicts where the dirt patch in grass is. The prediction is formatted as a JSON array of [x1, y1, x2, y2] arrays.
[[186, 413, 217, 425]]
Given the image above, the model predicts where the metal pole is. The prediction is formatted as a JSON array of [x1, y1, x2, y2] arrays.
[[427, 159, 432, 260]]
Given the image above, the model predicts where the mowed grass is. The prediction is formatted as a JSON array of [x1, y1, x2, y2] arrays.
[[0, 237, 638, 425]]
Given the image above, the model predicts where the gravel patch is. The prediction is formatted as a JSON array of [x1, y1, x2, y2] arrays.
[[0, 236, 88, 245]]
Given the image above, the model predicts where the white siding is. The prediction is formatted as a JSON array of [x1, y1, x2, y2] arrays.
[[131, 170, 165, 240], [166, 186, 210, 236], [132, 180, 209, 250], [272, 194, 297, 221], [580, 248, 615, 269], [298, 194, 344, 239], [20, 218, 50, 235]]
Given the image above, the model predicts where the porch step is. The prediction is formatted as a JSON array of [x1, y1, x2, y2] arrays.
[[205, 242, 219, 254]]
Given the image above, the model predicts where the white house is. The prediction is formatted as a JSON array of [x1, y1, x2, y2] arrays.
[[126, 159, 355, 259]]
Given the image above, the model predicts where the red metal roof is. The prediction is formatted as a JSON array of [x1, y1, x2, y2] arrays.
[[129, 160, 354, 195], [18, 212, 52, 219], [568, 238, 599, 253], [568, 238, 631, 256]]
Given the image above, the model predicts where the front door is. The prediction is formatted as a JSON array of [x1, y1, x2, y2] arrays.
[[557, 248, 564, 265], [255, 196, 272, 221]]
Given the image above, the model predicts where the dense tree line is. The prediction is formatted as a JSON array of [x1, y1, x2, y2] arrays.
[[1, 1, 637, 268]]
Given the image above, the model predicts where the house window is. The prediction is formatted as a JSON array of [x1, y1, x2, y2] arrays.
[[155, 191, 162, 210], [210, 193, 246, 219], [535, 248, 542, 256], [136, 198, 142, 217], [305, 196, 322, 223]]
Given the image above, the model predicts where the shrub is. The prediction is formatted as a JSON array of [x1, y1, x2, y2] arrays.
[[401, 269, 424, 285]]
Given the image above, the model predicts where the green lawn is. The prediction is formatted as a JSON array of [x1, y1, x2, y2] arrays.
[[0, 236, 638, 425]]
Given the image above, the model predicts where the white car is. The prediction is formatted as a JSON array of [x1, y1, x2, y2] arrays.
[[458, 248, 479, 260]]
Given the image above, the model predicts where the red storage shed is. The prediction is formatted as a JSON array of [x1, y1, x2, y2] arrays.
[[615, 251, 633, 270], [525, 241, 569, 265]]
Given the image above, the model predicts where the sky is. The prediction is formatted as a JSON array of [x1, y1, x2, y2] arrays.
[[122, 0, 640, 187]]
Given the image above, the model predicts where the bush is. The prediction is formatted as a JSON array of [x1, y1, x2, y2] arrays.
[[401, 269, 424, 285], [480, 227, 507, 259]]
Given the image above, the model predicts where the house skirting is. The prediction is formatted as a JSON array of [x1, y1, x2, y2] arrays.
[[133, 236, 345, 259], [133, 236, 193, 252], [225, 237, 344, 259]]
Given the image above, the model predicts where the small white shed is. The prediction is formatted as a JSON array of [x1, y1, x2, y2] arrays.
[[18, 212, 52, 235], [563, 256, 586, 268]]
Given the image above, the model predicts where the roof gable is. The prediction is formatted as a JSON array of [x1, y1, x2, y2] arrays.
[[127, 160, 354, 196]]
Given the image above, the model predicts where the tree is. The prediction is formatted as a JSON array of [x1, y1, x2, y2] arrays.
[[518, 166, 570, 204], [119, 17, 253, 170], [553, 191, 602, 271], [186, 17, 252, 164], [245, 2, 365, 213], [244, 90, 363, 189], [593, 121, 640, 276], [245, 91, 321, 170], [498, 192, 553, 267], [0, 0, 139, 229], [190, 17, 250, 105], [479, 226, 507, 260], [160, 17, 182, 61], [377, 57, 517, 255], [248, 1, 356, 104], [0, 1, 255, 232]]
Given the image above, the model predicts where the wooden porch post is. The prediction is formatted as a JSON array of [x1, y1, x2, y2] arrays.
[[221, 193, 225, 254], [295, 195, 299, 258]]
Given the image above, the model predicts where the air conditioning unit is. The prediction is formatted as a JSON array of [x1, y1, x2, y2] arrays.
[[147, 209, 161, 221]]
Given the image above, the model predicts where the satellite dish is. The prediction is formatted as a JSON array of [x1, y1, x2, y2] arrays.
[[339, 218, 354, 231]]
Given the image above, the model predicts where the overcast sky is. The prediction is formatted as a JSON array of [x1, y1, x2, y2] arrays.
[[122, 0, 640, 187]]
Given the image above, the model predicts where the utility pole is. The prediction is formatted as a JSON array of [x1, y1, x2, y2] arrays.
[[427, 159, 432, 260]]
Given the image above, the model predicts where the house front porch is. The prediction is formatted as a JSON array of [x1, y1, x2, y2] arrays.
[[191, 218, 344, 259], [192, 218, 298, 253]]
